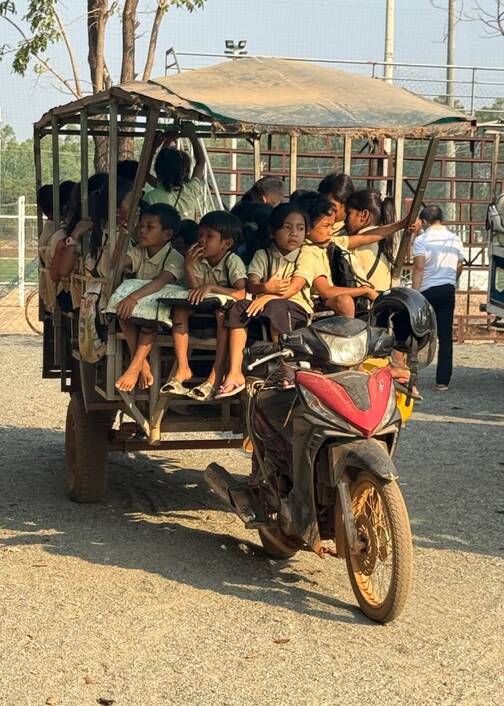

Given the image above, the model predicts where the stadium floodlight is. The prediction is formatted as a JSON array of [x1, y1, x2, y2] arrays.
[[224, 40, 248, 57]]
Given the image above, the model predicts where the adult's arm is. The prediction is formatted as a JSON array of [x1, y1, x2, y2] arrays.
[[412, 255, 425, 290]]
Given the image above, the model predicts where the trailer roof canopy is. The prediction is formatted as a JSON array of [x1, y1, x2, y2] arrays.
[[35, 57, 472, 138]]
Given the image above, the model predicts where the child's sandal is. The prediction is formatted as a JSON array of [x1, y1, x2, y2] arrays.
[[161, 378, 190, 396], [186, 381, 216, 401]]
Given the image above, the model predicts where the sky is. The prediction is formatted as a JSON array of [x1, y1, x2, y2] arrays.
[[1, 0, 504, 139]]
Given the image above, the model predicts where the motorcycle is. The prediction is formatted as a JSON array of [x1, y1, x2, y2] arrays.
[[205, 288, 436, 623]]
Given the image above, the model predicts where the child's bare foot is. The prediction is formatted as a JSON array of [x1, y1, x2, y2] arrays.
[[116, 366, 141, 392], [390, 366, 411, 384], [174, 365, 193, 383], [137, 360, 154, 389], [215, 373, 246, 399]]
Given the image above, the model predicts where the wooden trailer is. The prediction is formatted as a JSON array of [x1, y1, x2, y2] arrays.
[[33, 57, 471, 502]]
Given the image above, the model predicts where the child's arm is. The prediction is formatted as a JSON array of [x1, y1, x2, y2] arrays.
[[184, 242, 205, 289], [313, 275, 378, 302], [244, 276, 308, 317], [116, 270, 177, 319], [188, 279, 247, 305], [50, 218, 93, 282], [180, 122, 206, 180], [247, 273, 291, 296], [346, 218, 408, 250]]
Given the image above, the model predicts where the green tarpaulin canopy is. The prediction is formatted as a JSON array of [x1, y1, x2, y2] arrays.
[[35, 57, 472, 138]]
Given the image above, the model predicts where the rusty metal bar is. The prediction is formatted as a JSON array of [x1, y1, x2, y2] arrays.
[[289, 135, 298, 193], [393, 137, 439, 278]]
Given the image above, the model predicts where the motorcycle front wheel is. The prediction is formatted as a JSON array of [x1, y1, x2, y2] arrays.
[[342, 471, 413, 623]]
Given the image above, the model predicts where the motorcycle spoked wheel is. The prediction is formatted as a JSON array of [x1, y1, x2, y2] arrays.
[[343, 471, 413, 623]]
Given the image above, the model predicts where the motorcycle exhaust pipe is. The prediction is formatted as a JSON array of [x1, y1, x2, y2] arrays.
[[204, 463, 235, 505], [205, 463, 258, 525]]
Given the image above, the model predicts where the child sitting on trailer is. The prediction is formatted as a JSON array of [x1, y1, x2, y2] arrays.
[[163, 211, 247, 401], [216, 202, 311, 399], [114, 203, 184, 392]]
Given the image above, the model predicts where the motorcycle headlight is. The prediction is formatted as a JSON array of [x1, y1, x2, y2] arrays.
[[316, 329, 368, 366]]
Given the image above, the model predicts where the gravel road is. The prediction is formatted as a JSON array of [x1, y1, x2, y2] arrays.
[[0, 335, 503, 706]]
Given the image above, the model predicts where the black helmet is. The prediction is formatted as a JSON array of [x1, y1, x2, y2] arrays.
[[369, 287, 437, 366]]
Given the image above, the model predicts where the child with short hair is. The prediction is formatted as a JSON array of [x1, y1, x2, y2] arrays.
[[114, 203, 184, 392], [164, 211, 246, 400], [216, 203, 311, 398], [291, 197, 379, 314]]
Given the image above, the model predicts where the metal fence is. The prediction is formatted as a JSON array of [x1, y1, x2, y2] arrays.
[[0, 197, 38, 304]]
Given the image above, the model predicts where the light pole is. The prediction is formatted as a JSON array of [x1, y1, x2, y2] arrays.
[[445, 0, 457, 222], [224, 40, 248, 207]]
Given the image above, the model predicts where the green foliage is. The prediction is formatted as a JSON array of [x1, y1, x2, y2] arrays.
[[169, 0, 206, 10], [0, 0, 60, 76], [0, 124, 90, 210], [475, 98, 504, 123]]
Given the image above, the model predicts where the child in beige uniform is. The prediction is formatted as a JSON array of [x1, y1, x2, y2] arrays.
[[289, 197, 378, 312], [114, 204, 184, 392], [164, 211, 247, 401], [345, 189, 398, 292], [217, 203, 311, 398]]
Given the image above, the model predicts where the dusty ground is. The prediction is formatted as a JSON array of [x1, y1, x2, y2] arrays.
[[0, 336, 503, 706]]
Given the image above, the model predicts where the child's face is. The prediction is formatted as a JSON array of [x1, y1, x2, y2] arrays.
[[273, 212, 306, 254], [328, 197, 346, 223], [345, 207, 369, 235], [309, 214, 334, 247], [138, 214, 171, 249], [198, 226, 232, 260]]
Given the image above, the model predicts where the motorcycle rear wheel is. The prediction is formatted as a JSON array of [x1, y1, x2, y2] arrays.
[[343, 471, 412, 623]]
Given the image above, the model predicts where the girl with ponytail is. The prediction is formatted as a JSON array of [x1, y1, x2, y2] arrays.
[[345, 189, 402, 291]]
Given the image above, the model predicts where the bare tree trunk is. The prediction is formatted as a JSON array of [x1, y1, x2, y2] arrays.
[[121, 0, 138, 83], [119, 0, 139, 160], [88, 0, 109, 171], [143, 0, 168, 81]]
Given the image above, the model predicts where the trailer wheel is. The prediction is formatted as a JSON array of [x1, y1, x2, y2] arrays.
[[65, 393, 114, 503]]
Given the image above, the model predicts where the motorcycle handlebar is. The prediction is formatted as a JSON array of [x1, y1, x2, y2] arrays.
[[245, 344, 294, 371]]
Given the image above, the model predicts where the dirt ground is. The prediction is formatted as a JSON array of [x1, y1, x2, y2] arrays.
[[0, 335, 503, 706]]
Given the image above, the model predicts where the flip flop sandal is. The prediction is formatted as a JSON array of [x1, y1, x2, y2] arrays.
[[160, 378, 191, 396], [214, 381, 246, 400], [186, 381, 216, 401]]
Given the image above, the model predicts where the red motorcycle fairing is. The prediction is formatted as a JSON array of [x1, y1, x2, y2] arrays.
[[295, 367, 393, 438]]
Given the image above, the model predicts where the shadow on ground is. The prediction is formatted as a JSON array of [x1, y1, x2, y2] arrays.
[[0, 361, 502, 626]]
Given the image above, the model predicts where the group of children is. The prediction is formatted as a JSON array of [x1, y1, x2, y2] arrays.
[[39, 129, 409, 401]]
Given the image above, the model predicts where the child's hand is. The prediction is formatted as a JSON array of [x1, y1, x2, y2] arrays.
[[246, 294, 277, 318], [407, 218, 422, 236], [116, 294, 138, 320], [263, 275, 291, 295], [365, 287, 379, 302], [71, 217, 93, 241], [185, 242, 204, 267], [188, 284, 212, 306], [118, 219, 129, 237]]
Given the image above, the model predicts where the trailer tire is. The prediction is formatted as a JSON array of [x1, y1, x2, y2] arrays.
[[65, 392, 114, 503]]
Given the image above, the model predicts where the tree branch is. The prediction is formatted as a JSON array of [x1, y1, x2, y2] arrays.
[[0, 14, 80, 98], [142, 0, 168, 81], [52, 4, 82, 97]]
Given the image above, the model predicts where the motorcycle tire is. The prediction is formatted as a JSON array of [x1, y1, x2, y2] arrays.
[[342, 470, 413, 623]]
